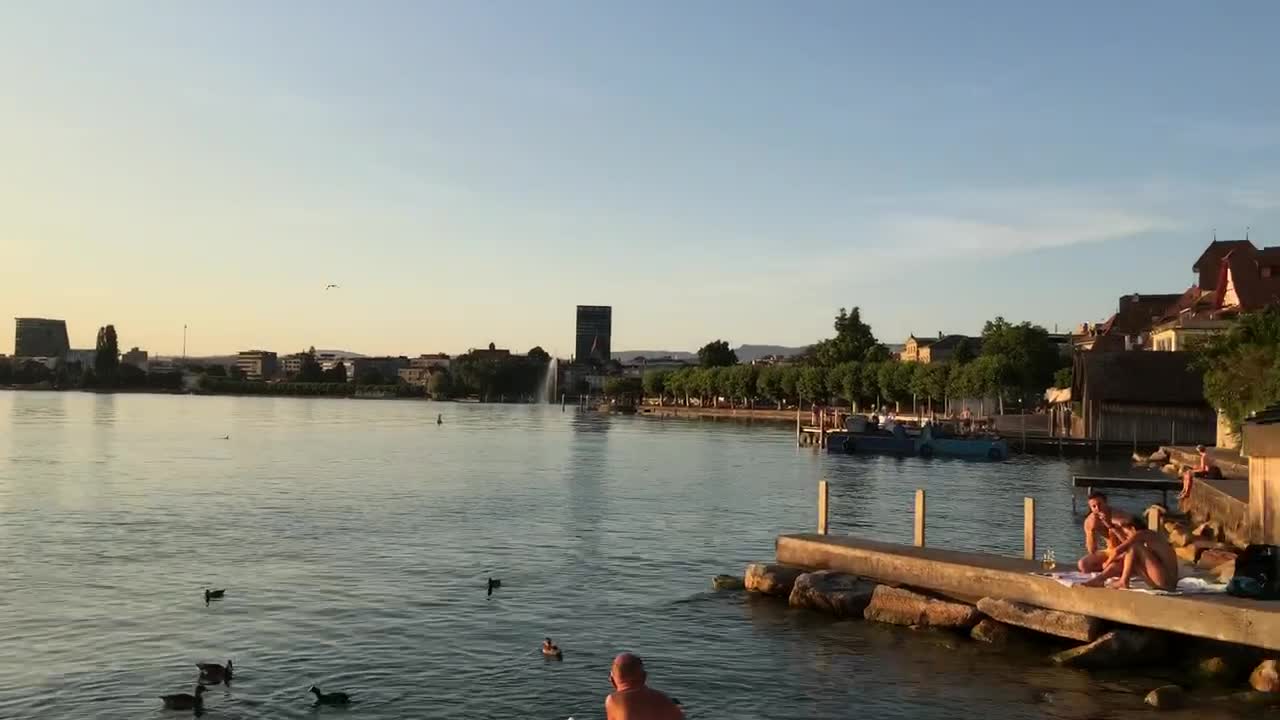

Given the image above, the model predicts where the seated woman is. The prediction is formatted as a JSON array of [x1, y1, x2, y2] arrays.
[[1083, 517, 1179, 591]]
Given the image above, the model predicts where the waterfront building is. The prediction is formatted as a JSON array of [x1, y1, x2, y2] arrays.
[[281, 352, 310, 376], [14, 318, 70, 359], [349, 356, 410, 382], [236, 350, 279, 381], [398, 365, 446, 387], [1064, 350, 1214, 444], [64, 348, 97, 369], [410, 353, 451, 370], [1242, 404, 1280, 545], [121, 347, 149, 368], [468, 343, 511, 362], [900, 333, 981, 363], [622, 356, 692, 377], [575, 305, 612, 365]]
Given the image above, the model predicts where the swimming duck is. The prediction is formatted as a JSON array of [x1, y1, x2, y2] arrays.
[[310, 686, 351, 706], [160, 685, 206, 711], [196, 659, 232, 683], [437, 414, 443, 425], [542, 638, 563, 660], [204, 589, 225, 604], [487, 577, 501, 597]]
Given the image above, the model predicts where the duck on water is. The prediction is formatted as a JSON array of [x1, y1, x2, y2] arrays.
[[160, 685, 206, 711]]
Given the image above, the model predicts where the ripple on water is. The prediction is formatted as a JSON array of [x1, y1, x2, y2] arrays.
[[0, 394, 1240, 720]]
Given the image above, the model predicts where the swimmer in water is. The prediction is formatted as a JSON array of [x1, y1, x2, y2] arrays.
[[606, 653, 683, 720]]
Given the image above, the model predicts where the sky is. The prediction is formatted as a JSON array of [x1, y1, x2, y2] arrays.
[[3, 1, 1280, 357]]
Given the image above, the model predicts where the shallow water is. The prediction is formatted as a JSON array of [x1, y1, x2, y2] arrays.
[[0, 392, 1262, 719]]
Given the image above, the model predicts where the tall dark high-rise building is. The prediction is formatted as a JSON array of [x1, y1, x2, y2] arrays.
[[575, 305, 612, 364], [14, 318, 70, 358]]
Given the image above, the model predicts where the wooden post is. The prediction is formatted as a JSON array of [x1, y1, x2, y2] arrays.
[[1146, 506, 1161, 531], [913, 489, 926, 547], [1023, 497, 1036, 560], [818, 480, 829, 535], [1021, 412, 1027, 453]]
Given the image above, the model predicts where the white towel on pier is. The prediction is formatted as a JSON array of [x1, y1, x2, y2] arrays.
[[1032, 571, 1226, 595]]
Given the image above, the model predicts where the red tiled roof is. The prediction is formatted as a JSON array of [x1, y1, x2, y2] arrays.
[[1215, 249, 1280, 313]]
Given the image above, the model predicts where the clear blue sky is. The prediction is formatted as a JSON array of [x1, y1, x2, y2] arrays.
[[3, 1, 1278, 356]]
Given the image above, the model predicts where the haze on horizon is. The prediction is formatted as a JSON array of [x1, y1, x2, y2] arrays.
[[3, 1, 1279, 358]]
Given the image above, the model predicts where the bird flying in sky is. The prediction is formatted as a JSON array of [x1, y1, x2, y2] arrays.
[[325, 284, 339, 290]]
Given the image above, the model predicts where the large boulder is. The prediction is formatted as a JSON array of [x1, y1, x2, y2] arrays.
[[1148, 448, 1170, 464], [744, 563, 804, 597], [976, 597, 1104, 642], [1051, 629, 1168, 669], [1196, 548, 1239, 571], [1250, 659, 1280, 693], [787, 571, 877, 619], [970, 618, 1014, 645], [1166, 524, 1192, 548], [1175, 539, 1231, 564], [712, 574, 745, 591], [862, 586, 981, 630], [1144, 685, 1186, 710]]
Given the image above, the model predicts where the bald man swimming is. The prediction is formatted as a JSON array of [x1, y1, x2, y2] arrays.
[[606, 653, 683, 720]]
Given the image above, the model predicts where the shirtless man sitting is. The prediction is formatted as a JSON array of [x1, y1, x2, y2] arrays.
[[1076, 492, 1131, 573], [606, 653, 683, 720], [1083, 516, 1179, 591]]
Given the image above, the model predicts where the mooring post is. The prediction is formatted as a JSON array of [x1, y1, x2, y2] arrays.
[[561, 393, 566, 412], [1023, 497, 1036, 560], [818, 480, 829, 535], [913, 489, 926, 547], [795, 404, 802, 447], [1021, 412, 1027, 453], [1146, 505, 1162, 531]]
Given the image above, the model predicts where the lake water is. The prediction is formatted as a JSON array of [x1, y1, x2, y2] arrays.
[[0, 392, 1254, 719]]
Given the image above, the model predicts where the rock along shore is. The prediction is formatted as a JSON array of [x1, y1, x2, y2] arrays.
[[721, 563, 1279, 711]]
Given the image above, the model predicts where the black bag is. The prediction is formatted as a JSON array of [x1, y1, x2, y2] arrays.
[[1227, 544, 1280, 600]]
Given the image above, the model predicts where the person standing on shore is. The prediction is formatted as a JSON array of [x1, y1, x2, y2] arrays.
[[606, 653, 683, 720]]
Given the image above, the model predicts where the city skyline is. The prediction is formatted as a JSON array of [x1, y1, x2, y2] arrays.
[[4, 2, 1280, 356]]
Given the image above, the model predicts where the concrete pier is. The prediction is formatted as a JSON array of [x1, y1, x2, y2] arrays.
[[775, 533, 1280, 651]]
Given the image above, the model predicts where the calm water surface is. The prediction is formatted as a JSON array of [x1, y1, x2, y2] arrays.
[[0, 393, 1261, 719]]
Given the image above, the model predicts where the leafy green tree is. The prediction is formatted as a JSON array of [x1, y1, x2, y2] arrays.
[[779, 366, 799, 405], [94, 325, 120, 383], [831, 361, 863, 409], [427, 369, 453, 399], [861, 362, 882, 406], [1196, 306, 1280, 432], [603, 376, 643, 400], [324, 361, 347, 382], [1052, 367, 1073, 390], [951, 337, 977, 366], [807, 307, 879, 366], [979, 317, 1062, 403], [296, 354, 325, 383], [205, 364, 227, 378], [527, 346, 551, 361], [798, 366, 827, 403], [642, 369, 669, 402], [697, 339, 738, 368], [725, 364, 757, 407], [756, 366, 782, 408]]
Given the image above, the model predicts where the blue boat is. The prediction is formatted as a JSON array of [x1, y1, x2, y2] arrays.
[[827, 418, 1009, 460]]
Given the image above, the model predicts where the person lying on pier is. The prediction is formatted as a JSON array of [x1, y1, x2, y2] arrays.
[[1076, 492, 1131, 574], [1082, 517, 1179, 591]]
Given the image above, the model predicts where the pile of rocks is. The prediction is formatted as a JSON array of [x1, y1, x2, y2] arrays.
[[1160, 516, 1240, 581], [719, 563, 1279, 710]]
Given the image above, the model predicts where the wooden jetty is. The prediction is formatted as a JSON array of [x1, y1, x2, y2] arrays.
[[789, 481, 1280, 652]]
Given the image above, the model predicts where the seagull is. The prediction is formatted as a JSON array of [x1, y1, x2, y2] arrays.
[[325, 284, 340, 290]]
